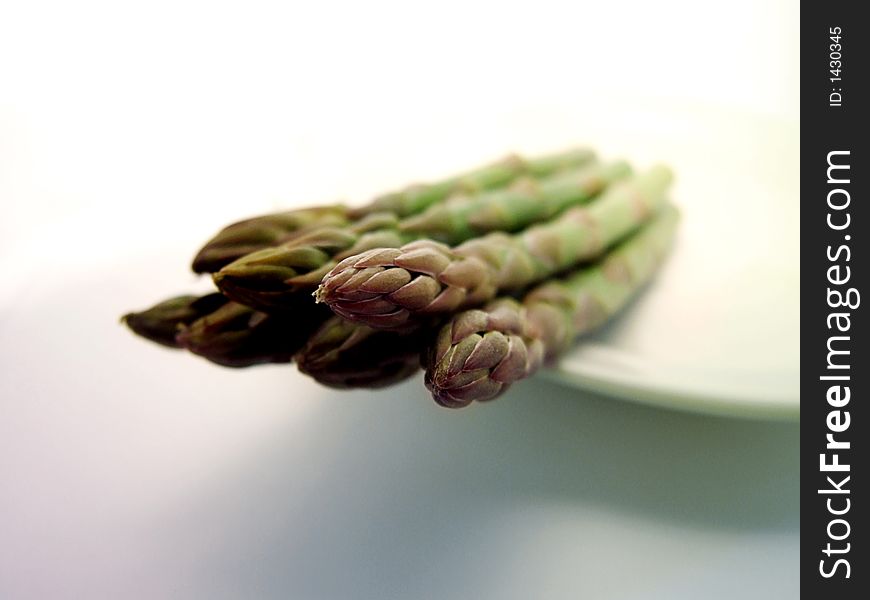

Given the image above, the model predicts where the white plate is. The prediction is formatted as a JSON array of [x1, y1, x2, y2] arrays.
[[541, 102, 799, 419]]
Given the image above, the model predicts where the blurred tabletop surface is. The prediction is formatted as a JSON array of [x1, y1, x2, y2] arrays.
[[1, 276, 799, 598]]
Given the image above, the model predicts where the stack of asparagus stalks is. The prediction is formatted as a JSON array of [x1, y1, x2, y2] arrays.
[[123, 148, 679, 407]]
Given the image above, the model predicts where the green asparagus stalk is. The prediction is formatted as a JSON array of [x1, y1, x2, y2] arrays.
[[351, 147, 596, 218], [193, 148, 595, 273], [398, 160, 630, 243], [192, 206, 350, 273], [214, 160, 629, 312], [122, 293, 230, 347], [176, 297, 333, 368], [317, 166, 673, 330], [213, 211, 411, 312], [295, 316, 429, 389], [424, 204, 679, 407]]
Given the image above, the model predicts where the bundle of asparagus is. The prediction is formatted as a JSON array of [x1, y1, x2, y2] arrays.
[[123, 148, 678, 407], [424, 205, 679, 407], [194, 148, 596, 274], [316, 166, 671, 329], [212, 159, 629, 311]]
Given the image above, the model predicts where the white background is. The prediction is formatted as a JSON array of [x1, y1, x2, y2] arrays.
[[1, 1, 798, 598]]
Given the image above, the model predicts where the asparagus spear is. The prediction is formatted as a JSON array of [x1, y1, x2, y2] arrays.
[[176, 298, 333, 368], [351, 147, 596, 218], [214, 160, 629, 312], [122, 293, 230, 347], [317, 166, 673, 330], [193, 148, 595, 273], [398, 160, 630, 243], [192, 206, 350, 273], [424, 204, 679, 407], [123, 291, 332, 366], [214, 211, 411, 312], [295, 316, 429, 389]]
